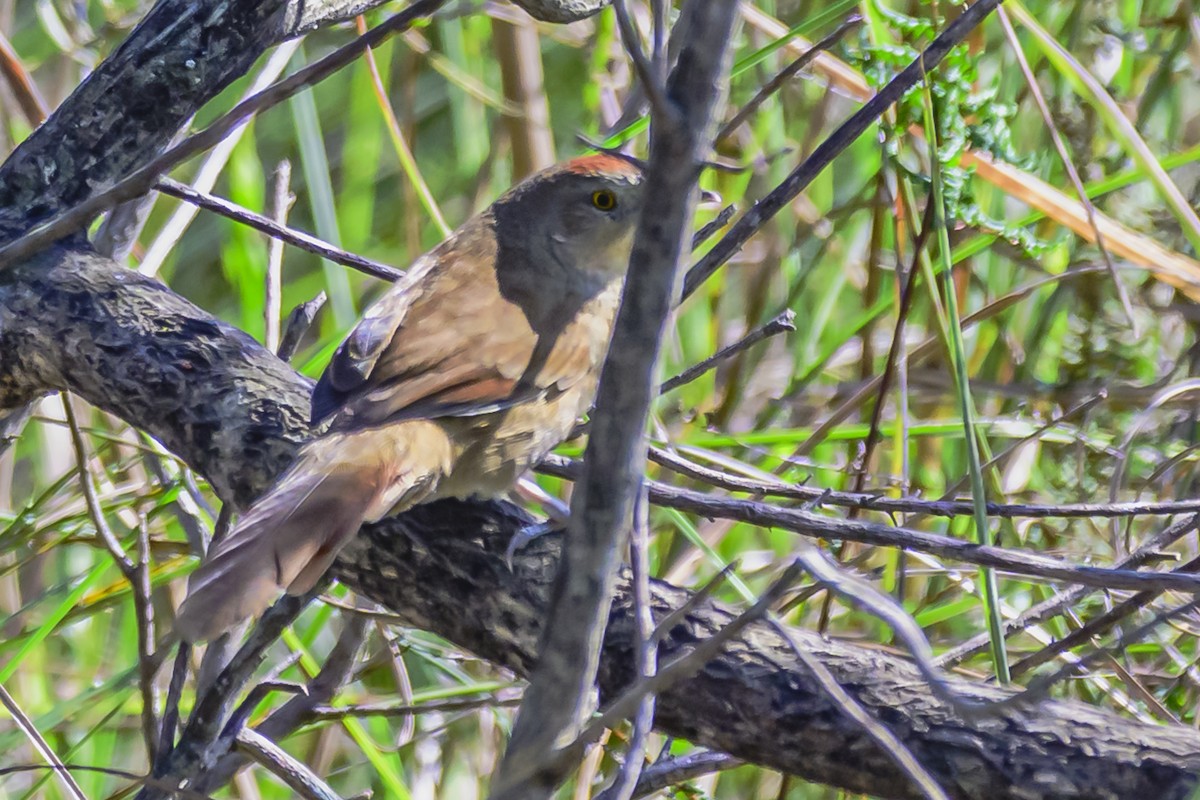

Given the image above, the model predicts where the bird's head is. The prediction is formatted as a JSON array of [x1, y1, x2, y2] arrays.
[[492, 154, 646, 282]]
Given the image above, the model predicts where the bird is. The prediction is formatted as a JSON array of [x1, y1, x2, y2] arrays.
[[175, 154, 646, 642]]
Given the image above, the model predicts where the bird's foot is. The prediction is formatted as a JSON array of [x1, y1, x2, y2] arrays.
[[504, 520, 565, 570]]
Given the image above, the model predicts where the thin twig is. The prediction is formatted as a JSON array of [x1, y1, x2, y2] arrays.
[[792, 541, 995, 720], [138, 588, 321, 800], [650, 559, 740, 644], [264, 162, 294, 353], [769, 614, 950, 800], [189, 616, 371, 794], [305, 694, 520, 722], [139, 40, 302, 277], [849, 198, 935, 497], [1021, 601, 1200, 699], [682, 0, 1006, 297], [596, 750, 743, 800], [0, 0, 448, 272], [715, 14, 863, 145], [603, 487, 657, 800], [650, 0, 667, 86], [935, 514, 1200, 668], [278, 292, 329, 362], [996, 6, 1137, 331], [613, 0, 674, 123], [156, 646, 190, 772], [690, 203, 737, 250], [64, 396, 162, 758], [134, 517, 161, 763], [235, 728, 345, 800], [536, 456, 1200, 595], [660, 310, 796, 394], [568, 563, 804, 752], [0, 683, 88, 800], [525, 562, 804, 791], [639, 445, 1200, 519], [1009, 553, 1200, 678], [157, 178, 401, 282], [63, 397, 134, 575]]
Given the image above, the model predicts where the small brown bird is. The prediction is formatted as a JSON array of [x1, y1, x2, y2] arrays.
[[176, 155, 645, 642]]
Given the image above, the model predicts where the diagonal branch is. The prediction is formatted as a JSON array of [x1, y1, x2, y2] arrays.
[[3, 247, 1200, 799], [490, 2, 739, 796]]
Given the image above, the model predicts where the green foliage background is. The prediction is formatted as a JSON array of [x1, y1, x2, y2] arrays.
[[5, 0, 1200, 797]]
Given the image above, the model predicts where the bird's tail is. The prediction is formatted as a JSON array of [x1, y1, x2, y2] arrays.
[[175, 423, 451, 642]]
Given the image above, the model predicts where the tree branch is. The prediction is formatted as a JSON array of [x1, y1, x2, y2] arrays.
[[2, 249, 1200, 799], [491, 2, 738, 795]]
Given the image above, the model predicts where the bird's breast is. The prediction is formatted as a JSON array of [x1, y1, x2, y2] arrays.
[[433, 378, 596, 500]]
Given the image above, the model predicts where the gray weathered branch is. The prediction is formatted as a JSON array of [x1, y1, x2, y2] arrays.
[[492, 1, 738, 794], [0, 0, 606, 244], [2, 249, 1199, 799]]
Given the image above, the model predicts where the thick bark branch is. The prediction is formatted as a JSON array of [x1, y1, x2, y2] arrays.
[[0, 0, 607, 243], [2, 249, 1199, 799]]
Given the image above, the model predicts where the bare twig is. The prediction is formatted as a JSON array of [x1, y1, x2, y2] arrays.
[[278, 292, 329, 362], [519, 562, 805, 792], [63, 397, 162, 758], [187, 616, 370, 795], [682, 0, 1006, 297], [637, 445, 1200, 519], [63, 398, 134, 575], [0, 683, 88, 800], [156, 646, 190, 770], [570, 562, 803, 752], [1009, 553, 1200, 679], [650, 559, 740, 644], [935, 514, 1200, 668], [715, 14, 863, 144], [850, 198, 935, 497], [537, 456, 1200, 595], [690, 202, 737, 250], [1020, 601, 1200, 699], [660, 310, 795, 394], [138, 40, 302, 277], [769, 614, 950, 800], [305, 694, 520, 722], [235, 728, 345, 800], [0, 0, 448, 272], [603, 488, 657, 800], [613, 0, 673, 122], [792, 541, 994, 720], [264, 162, 295, 353], [995, 6, 1136, 331], [596, 750, 743, 800], [140, 587, 322, 800], [490, 4, 740, 798], [156, 178, 400, 282], [134, 518, 161, 763]]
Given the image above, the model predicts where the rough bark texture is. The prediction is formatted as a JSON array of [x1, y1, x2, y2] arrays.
[[0, 0, 292, 238], [2, 250, 1200, 799]]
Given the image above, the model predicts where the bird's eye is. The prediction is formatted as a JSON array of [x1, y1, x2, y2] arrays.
[[591, 189, 618, 212]]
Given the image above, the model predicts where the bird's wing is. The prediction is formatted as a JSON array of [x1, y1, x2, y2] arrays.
[[311, 220, 603, 430]]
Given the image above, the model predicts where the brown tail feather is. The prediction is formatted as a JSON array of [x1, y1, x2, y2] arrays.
[[175, 424, 450, 642]]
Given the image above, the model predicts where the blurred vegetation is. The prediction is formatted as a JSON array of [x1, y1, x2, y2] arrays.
[[5, 0, 1200, 797]]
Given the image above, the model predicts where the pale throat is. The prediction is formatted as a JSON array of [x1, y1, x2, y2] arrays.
[[561, 226, 636, 280]]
